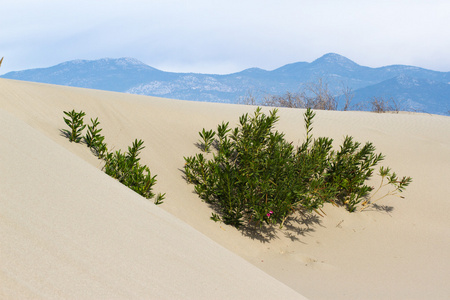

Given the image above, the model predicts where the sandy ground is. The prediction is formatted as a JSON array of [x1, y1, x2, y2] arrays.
[[1, 78, 449, 299]]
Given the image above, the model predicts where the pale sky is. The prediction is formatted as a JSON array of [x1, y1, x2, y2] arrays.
[[1, 0, 450, 74]]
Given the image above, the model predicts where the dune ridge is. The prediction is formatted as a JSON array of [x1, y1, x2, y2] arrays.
[[1, 78, 449, 299]]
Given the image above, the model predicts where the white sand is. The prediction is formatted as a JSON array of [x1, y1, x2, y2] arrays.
[[1, 78, 449, 299]]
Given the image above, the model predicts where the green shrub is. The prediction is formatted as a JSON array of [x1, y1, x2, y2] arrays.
[[104, 139, 161, 200], [62, 110, 164, 204], [85, 117, 108, 158], [325, 136, 384, 211], [62, 109, 86, 142], [184, 108, 411, 229]]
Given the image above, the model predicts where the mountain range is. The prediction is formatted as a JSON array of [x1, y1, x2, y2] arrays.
[[1, 53, 449, 115]]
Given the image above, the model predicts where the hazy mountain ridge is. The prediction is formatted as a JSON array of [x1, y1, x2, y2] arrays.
[[2, 53, 449, 114]]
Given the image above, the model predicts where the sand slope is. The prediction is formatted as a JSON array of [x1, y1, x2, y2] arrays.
[[1, 78, 450, 299], [0, 80, 304, 299]]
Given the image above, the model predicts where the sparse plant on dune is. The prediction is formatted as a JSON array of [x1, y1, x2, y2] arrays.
[[85, 117, 108, 158], [62, 110, 164, 205], [62, 109, 86, 142], [104, 139, 165, 202], [184, 107, 411, 230], [360, 167, 412, 211], [198, 128, 215, 152]]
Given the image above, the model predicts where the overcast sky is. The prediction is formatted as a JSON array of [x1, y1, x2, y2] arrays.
[[1, 0, 450, 74]]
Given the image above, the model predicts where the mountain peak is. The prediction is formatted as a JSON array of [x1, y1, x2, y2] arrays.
[[313, 53, 359, 67]]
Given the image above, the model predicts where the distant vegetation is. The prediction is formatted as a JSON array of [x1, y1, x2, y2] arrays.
[[240, 78, 405, 114], [62, 109, 164, 204], [184, 108, 412, 230]]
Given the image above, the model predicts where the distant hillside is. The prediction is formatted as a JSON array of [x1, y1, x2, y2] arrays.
[[2, 53, 449, 115], [353, 75, 450, 114]]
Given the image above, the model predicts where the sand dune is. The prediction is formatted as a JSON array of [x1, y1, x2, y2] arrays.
[[1, 78, 449, 299]]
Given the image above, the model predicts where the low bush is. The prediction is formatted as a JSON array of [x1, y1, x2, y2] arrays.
[[265, 79, 338, 110], [369, 96, 401, 113], [184, 108, 411, 228], [62, 110, 164, 204], [239, 78, 352, 111]]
